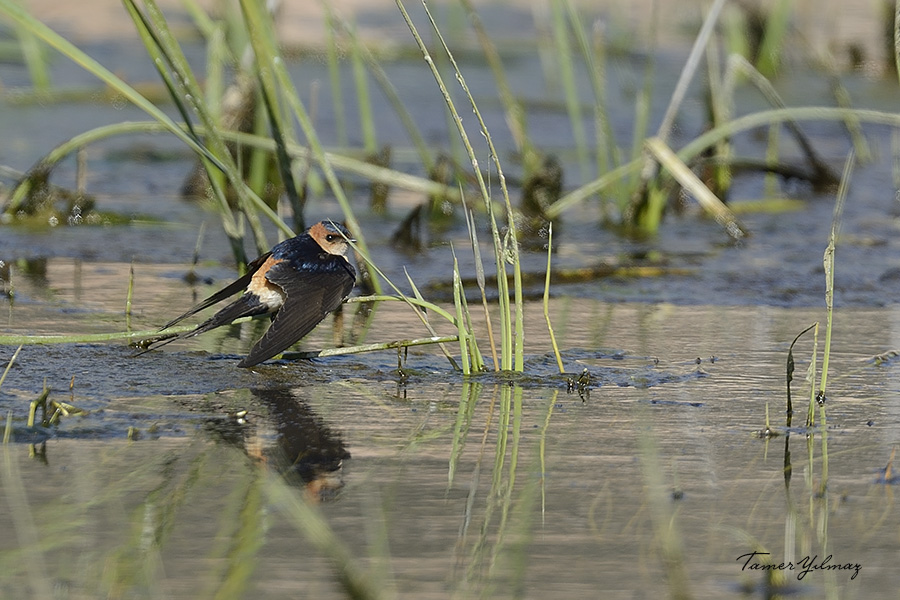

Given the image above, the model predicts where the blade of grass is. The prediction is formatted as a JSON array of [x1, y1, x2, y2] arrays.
[[420, 0, 526, 371], [240, 0, 380, 292], [11, 4, 49, 91], [464, 207, 498, 371], [636, 0, 725, 215], [324, 8, 348, 148], [0, 345, 22, 391], [645, 136, 746, 239], [401, 272, 462, 370], [284, 335, 459, 360], [655, 0, 727, 145], [0, 0, 226, 208], [457, 0, 540, 175], [754, 0, 791, 77], [267, 475, 388, 600], [721, 54, 838, 186], [124, 0, 250, 261], [806, 322, 819, 428], [3, 121, 461, 215], [786, 323, 816, 426], [451, 246, 471, 375], [348, 20, 377, 155], [704, 23, 733, 196], [487, 384, 524, 577], [448, 381, 480, 490], [543, 224, 564, 374], [241, 0, 306, 230], [396, 0, 513, 370], [130, 0, 273, 256], [538, 389, 558, 523], [326, 6, 434, 172], [564, 0, 622, 210], [820, 151, 852, 398], [549, 0, 589, 183], [1, 438, 55, 598]]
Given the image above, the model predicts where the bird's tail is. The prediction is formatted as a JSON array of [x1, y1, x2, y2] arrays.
[[133, 294, 271, 358]]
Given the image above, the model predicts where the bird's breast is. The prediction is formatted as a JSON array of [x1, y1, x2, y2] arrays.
[[248, 256, 287, 310]]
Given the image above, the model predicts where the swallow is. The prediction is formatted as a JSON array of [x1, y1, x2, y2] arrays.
[[143, 221, 356, 367]]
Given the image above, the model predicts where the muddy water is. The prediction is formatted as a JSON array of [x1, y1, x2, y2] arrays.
[[2, 260, 900, 598]]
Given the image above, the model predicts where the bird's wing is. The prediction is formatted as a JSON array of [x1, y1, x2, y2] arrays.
[[238, 260, 355, 367], [161, 251, 272, 330]]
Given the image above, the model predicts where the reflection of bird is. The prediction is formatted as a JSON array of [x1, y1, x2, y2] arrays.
[[145, 221, 356, 367]]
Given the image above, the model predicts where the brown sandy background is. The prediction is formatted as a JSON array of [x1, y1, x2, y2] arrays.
[[20, 0, 891, 69]]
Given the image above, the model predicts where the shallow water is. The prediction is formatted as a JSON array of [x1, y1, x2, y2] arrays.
[[4, 2, 900, 597], [3, 261, 900, 597]]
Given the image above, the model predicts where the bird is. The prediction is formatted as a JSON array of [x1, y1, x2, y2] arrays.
[[142, 220, 356, 367]]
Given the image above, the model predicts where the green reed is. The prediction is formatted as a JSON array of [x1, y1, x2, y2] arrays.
[[0, 0, 224, 199], [563, 0, 622, 214], [753, 0, 792, 78], [396, 0, 526, 372], [456, 0, 540, 178], [819, 151, 852, 407], [543, 223, 564, 373], [549, 0, 589, 184], [325, 7, 434, 172]]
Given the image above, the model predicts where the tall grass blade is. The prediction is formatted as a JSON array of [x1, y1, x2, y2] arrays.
[[786, 323, 816, 425], [637, 423, 692, 599], [1, 439, 54, 598], [348, 21, 377, 155], [401, 270, 461, 370], [323, 7, 348, 148], [820, 151, 853, 397], [240, 0, 305, 230], [0, 345, 22, 391], [126, 0, 282, 258], [202, 471, 265, 598], [327, 7, 434, 171], [634, 0, 724, 226], [451, 247, 471, 375], [395, 0, 514, 370], [448, 381, 480, 489], [423, 1, 525, 371], [551, 105, 900, 219], [543, 224, 565, 373], [456, 0, 540, 175], [564, 0, 622, 211], [704, 26, 733, 196], [806, 322, 819, 428], [550, 0, 589, 183], [465, 208, 499, 371], [895, 0, 900, 84], [722, 54, 837, 186], [538, 390, 558, 522], [3, 120, 461, 219], [239, 0, 380, 291], [654, 0, 727, 145], [0, 0, 225, 209], [12, 7, 49, 91], [645, 137, 746, 239], [754, 0, 791, 77], [125, 260, 135, 331], [488, 385, 524, 576]]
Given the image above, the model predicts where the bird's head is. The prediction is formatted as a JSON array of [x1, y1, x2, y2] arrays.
[[310, 221, 355, 256]]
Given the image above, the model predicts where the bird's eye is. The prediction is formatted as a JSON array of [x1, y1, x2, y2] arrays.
[[325, 234, 336, 242]]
